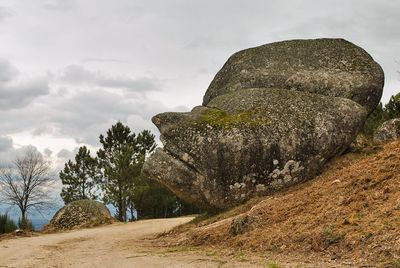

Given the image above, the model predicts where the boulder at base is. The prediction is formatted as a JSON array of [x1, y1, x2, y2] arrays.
[[374, 118, 400, 143], [143, 38, 384, 211], [46, 200, 113, 231]]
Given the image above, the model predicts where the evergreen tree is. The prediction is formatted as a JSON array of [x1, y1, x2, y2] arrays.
[[97, 122, 156, 222], [361, 102, 385, 136], [361, 92, 400, 136], [60, 146, 99, 204], [384, 92, 400, 119], [128, 174, 201, 219]]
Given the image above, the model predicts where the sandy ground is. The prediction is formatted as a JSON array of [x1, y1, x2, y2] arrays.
[[0, 217, 267, 268]]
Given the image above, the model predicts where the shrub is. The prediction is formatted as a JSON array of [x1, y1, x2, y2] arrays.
[[18, 217, 34, 231], [0, 213, 17, 234]]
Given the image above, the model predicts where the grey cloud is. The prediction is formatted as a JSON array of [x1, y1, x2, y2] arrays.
[[56, 148, 74, 159], [81, 58, 132, 64], [172, 105, 190, 112], [0, 76, 50, 110], [0, 59, 50, 110], [42, 0, 76, 11], [0, 59, 19, 82], [0, 136, 13, 152], [32, 125, 54, 136], [0, 144, 41, 168], [50, 88, 165, 145], [44, 148, 52, 157], [60, 65, 162, 92], [0, 66, 165, 146], [0, 6, 11, 22]]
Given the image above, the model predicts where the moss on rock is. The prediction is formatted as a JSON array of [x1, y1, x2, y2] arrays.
[[198, 108, 263, 128]]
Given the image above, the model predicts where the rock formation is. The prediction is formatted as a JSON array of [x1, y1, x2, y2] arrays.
[[143, 38, 384, 211], [374, 118, 400, 143], [46, 200, 113, 231]]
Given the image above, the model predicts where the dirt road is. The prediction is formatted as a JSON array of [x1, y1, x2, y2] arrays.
[[0, 217, 264, 268]]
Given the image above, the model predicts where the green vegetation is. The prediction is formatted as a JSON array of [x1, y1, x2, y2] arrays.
[[18, 217, 34, 231], [235, 250, 248, 262], [0, 214, 17, 234], [199, 108, 262, 128], [389, 259, 400, 268], [267, 263, 281, 268], [58, 121, 200, 222], [130, 176, 199, 219], [323, 225, 344, 245], [60, 146, 99, 204], [361, 92, 400, 136], [97, 122, 157, 221]]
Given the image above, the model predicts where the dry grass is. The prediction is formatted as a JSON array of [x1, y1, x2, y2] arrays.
[[161, 140, 400, 266]]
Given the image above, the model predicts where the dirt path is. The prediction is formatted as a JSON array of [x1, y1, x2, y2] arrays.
[[0, 217, 266, 268]]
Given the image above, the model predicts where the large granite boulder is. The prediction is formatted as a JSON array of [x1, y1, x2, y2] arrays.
[[374, 118, 400, 143], [143, 39, 384, 211], [203, 39, 384, 114], [45, 200, 113, 231]]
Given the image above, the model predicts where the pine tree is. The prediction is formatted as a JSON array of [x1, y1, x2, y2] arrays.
[[97, 122, 156, 222], [384, 92, 400, 119], [60, 146, 99, 204], [361, 102, 385, 136]]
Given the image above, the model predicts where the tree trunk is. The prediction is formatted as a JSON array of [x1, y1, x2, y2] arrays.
[[118, 200, 123, 221]]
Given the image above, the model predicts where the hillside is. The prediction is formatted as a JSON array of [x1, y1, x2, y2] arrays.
[[161, 139, 400, 267]]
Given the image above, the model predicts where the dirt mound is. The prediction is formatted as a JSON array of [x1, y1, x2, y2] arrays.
[[163, 140, 400, 266], [45, 200, 114, 231]]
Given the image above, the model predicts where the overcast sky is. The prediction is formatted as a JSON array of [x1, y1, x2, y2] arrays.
[[0, 0, 399, 170]]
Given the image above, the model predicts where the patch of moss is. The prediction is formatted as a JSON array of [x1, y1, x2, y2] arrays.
[[198, 108, 263, 128]]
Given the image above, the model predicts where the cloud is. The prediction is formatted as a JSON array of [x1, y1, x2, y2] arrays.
[[0, 77, 50, 110], [56, 148, 75, 159], [49, 87, 165, 145], [0, 6, 11, 22], [0, 60, 166, 147], [42, 0, 76, 11], [44, 148, 52, 157], [0, 144, 41, 168], [81, 57, 132, 64], [0, 136, 13, 152], [32, 125, 54, 136], [0, 59, 19, 82], [60, 65, 162, 92], [0, 59, 50, 110]]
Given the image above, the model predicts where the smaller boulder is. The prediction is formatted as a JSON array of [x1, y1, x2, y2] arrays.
[[374, 118, 400, 143], [46, 200, 113, 231], [230, 215, 255, 235]]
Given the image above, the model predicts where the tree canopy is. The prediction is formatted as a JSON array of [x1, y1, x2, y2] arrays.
[[361, 92, 400, 136], [58, 121, 201, 222], [60, 146, 99, 204], [97, 122, 156, 221]]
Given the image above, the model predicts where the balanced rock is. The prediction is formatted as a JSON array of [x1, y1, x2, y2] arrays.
[[143, 39, 384, 211], [46, 200, 113, 231], [374, 118, 400, 143], [204, 38, 384, 114]]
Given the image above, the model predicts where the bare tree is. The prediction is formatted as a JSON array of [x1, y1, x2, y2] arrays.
[[0, 147, 55, 221]]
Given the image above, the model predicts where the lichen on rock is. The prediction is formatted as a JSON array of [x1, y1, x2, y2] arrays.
[[374, 118, 400, 143], [45, 200, 114, 231], [142, 38, 384, 211]]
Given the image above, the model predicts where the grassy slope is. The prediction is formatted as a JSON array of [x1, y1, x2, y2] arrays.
[[162, 140, 400, 267]]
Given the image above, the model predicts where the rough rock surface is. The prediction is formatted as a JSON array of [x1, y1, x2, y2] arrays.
[[374, 118, 400, 143], [203, 38, 384, 114], [143, 38, 384, 211], [46, 200, 113, 231]]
